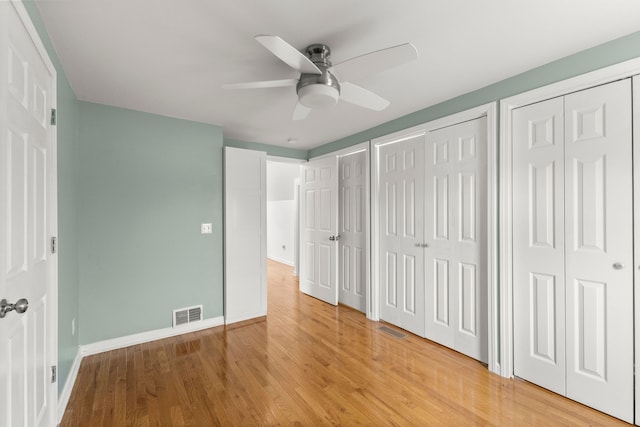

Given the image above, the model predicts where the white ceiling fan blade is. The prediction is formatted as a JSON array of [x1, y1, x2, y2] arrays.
[[255, 35, 322, 75], [330, 43, 418, 83], [340, 82, 390, 111], [222, 78, 298, 90], [293, 102, 311, 120]]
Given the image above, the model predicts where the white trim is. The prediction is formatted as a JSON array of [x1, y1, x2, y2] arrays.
[[293, 178, 300, 276], [364, 143, 372, 319], [57, 349, 82, 424], [57, 317, 224, 421], [80, 316, 224, 356], [499, 57, 640, 381], [12, 0, 57, 75], [309, 141, 368, 160], [266, 155, 306, 164], [267, 255, 294, 266], [485, 105, 499, 375], [370, 103, 498, 371], [632, 75, 640, 426]]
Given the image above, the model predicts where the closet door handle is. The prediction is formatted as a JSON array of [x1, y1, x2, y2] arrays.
[[613, 262, 624, 270]]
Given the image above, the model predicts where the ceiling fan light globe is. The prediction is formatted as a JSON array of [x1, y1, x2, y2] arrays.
[[298, 84, 339, 109]]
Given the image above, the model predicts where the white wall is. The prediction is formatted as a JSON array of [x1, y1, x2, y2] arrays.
[[266, 160, 300, 265]]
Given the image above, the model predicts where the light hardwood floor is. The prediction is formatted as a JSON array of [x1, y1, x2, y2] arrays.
[[61, 260, 630, 426]]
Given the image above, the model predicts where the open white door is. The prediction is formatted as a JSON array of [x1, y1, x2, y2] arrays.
[[224, 147, 267, 324], [0, 2, 57, 425], [300, 156, 339, 305]]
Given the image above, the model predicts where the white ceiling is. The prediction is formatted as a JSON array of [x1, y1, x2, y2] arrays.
[[35, 0, 640, 150]]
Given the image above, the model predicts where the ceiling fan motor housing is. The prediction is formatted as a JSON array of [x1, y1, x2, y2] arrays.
[[296, 44, 340, 109]]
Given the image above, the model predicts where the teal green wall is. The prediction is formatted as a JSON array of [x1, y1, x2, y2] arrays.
[[77, 102, 224, 344], [310, 31, 640, 157], [23, 1, 81, 394], [224, 138, 308, 160]]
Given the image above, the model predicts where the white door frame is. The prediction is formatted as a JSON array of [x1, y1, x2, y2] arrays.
[[371, 103, 498, 371], [499, 57, 640, 381], [2, 0, 58, 423], [633, 74, 640, 423], [308, 142, 371, 314], [265, 155, 305, 274]]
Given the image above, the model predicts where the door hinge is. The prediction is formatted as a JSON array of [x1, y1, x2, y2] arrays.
[[51, 365, 56, 383], [51, 236, 57, 254], [50, 108, 57, 126]]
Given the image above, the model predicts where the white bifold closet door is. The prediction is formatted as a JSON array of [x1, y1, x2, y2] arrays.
[[378, 133, 426, 337], [513, 79, 633, 423], [425, 118, 488, 363]]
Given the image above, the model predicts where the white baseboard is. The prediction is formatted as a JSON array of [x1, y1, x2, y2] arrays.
[[56, 316, 224, 422], [79, 316, 225, 356], [57, 349, 83, 424], [267, 255, 294, 266]]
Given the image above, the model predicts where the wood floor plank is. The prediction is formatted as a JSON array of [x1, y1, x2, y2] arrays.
[[61, 260, 632, 426]]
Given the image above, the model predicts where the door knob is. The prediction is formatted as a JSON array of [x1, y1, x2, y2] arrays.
[[613, 263, 624, 270], [0, 298, 29, 318], [329, 235, 340, 241]]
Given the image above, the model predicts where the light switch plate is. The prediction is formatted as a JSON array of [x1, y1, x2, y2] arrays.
[[201, 223, 213, 234]]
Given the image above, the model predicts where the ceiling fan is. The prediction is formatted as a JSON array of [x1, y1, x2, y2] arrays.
[[223, 35, 418, 120]]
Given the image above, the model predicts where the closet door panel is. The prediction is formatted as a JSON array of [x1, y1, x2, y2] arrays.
[[451, 118, 488, 362], [564, 79, 633, 423], [425, 117, 488, 362], [425, 130, 454, 348], [512, 97, 566, 395], [378, 135, 426, 336]]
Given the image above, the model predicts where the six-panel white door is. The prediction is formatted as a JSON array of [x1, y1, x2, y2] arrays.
[[338, 151, 366, 312], [300, 157, 339, 305], [378, 133, 425, 337], [513, 96, 566, 394], [0, 2, 57, 426], [513, 79, 633, 423], [564, 80, 633, 422], [425, 117, 488, 363]]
